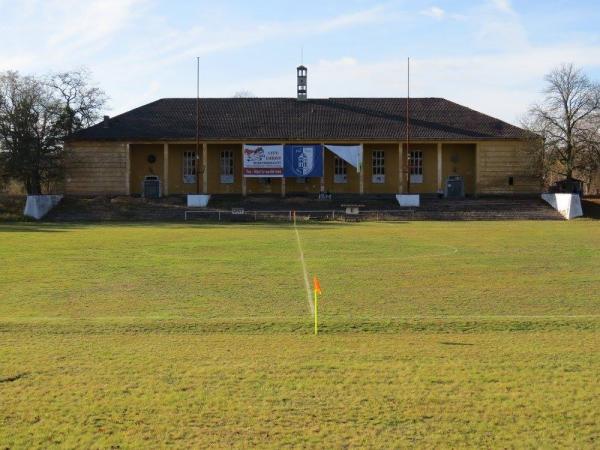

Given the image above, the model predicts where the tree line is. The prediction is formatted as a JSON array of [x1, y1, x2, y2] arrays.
[[0, 65, 599, 194], [0, 69, 107, 194], [523, 64, 600, 190]]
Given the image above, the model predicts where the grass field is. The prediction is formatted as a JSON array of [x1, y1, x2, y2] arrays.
[[1, 221, 599, 448]]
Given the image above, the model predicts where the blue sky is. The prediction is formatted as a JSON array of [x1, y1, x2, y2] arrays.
[[1, 0, 599, 124]]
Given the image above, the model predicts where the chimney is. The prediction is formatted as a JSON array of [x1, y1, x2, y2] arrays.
[[297, 65, 307, 100], [103, 115, 110, 128]]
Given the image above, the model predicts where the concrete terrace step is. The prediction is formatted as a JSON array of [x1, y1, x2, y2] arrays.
[[46, 196, 188, 222], [45, 194, 564, 222]]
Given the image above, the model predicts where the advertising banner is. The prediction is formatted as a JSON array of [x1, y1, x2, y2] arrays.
[[283, 144, 323, 177], [324, 144, 363, 172], [243, 145, 284, 177]]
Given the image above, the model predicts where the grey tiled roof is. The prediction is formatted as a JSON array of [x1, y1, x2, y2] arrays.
[[69, 97, 531, 141]]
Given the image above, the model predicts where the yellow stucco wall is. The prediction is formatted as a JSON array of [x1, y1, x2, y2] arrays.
[[323, 146, 360, 193], [129, 144, 164, 195], [443, 144, 476, 195], [206, 144, 243, 194], [167, 144, 196, 194], [363, 144, 400, 194], [64, 142, 128, 195], [402, 143, 438, 194], [285, 177, 321, 193], [64, 140, 541, 197], [477, 141, 540, 194]]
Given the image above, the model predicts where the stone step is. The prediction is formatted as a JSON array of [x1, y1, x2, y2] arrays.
[[45, 195, 564, 222]]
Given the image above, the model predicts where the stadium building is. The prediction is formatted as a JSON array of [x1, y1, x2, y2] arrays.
[[65, 66, 539, 198]]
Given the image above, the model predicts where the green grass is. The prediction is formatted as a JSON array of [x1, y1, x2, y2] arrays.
[[1, 221, 599, 448]]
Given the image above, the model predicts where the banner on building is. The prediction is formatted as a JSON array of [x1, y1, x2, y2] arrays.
[[324, 144, 363, 172], [243, 144, 284, 177], [283, 145, 323, 177]]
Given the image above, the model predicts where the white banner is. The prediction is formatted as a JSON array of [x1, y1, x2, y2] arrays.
[[243, 144, 284, 177], [325, 145, 363, 172]]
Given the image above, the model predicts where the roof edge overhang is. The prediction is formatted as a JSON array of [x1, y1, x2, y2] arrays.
[[66, 136, 534, 144]]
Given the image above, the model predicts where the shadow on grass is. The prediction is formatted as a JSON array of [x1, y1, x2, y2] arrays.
[[0, 220, 410, 232], [0, 372, 28, 383], [440, 341, 475, 346], [0, 223, 81, 233], [2, 316, 598, 335]]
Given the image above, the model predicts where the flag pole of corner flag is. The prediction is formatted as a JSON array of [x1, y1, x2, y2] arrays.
[[313, 275, 322, 335]]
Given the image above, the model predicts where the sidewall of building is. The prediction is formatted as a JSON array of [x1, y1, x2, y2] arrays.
[[64, 140, 542, 196], [64, 142, 129, 195]]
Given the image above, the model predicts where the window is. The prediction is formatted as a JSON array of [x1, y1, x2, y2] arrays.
[[183, 151, 196, 184], [409, 151, 423, 184], [220, 150, 234, 184], [334, 157, 347, 184], [372, 150, 385, 183]]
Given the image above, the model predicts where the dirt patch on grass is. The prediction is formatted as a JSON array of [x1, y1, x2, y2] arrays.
[[0, 372, 27, 383]]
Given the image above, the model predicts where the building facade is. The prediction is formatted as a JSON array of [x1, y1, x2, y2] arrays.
[[66, 95, 540, 197]]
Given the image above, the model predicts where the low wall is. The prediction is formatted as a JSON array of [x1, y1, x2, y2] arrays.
[[396, 194, 420, 207], [187, 195, 211, 207], [24, 195, 63, 220], [541, 193, 583, 220]]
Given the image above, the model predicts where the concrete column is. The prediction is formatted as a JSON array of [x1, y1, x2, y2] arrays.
[[437, 142, 443, 191], [125, 143, 131, 195], [202, 143, 208, 194], [241, 143, 247, 196], [163, 143, 169, 196], [474, 142, 480, 196], [398, 142, 403, 193], [320, 143, 325, 193], [359, 142, 365, 195], [281, 142, 286, 198]]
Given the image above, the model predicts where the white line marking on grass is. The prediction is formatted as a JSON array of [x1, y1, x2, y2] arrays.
[[292, 221, 314, 315]]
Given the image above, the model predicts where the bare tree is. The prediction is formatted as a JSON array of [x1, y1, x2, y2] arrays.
[[0, 69, 107, 194], [0, 72, 61, 194], [523, 64, 600, 186], [48, 68, 108, 135]]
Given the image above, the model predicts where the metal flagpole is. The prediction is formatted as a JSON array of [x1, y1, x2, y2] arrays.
[[196, 57, 201, 194], [314, 288, 318, 335], [406, 57, 411, 194]]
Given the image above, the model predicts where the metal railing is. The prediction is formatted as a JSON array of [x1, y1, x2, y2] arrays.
[[184, 209, 415, 222]]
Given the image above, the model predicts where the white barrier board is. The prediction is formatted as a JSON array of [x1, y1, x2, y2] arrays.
[[187, 194, 211, 207], [541, 193, 583, 220], [396, 194, 420, 207], [24, 195, 63, 220]]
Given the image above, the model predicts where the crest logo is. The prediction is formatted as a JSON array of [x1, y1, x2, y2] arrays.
[[292, 147, 314, 176]]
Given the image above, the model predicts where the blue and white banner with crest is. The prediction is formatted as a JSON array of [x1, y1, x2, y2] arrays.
[[283, 145, 323, 177]]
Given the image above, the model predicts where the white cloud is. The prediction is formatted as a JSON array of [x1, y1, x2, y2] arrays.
[[86, 4, 399, 112], [3, 0, 599, 125], [219, 45, 600, 124], [420, 5, 467, 21], [490, 0, 515, 14], [0, 0, 146, 71], [315, 6, 388, 32], [0, 56, 35, 72], [47, 0, 143, 49], [421, 6, 445, 20], [0, 2, 395, 113]]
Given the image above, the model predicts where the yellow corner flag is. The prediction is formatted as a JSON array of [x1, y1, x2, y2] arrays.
[[313, 275, 322, 335]]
